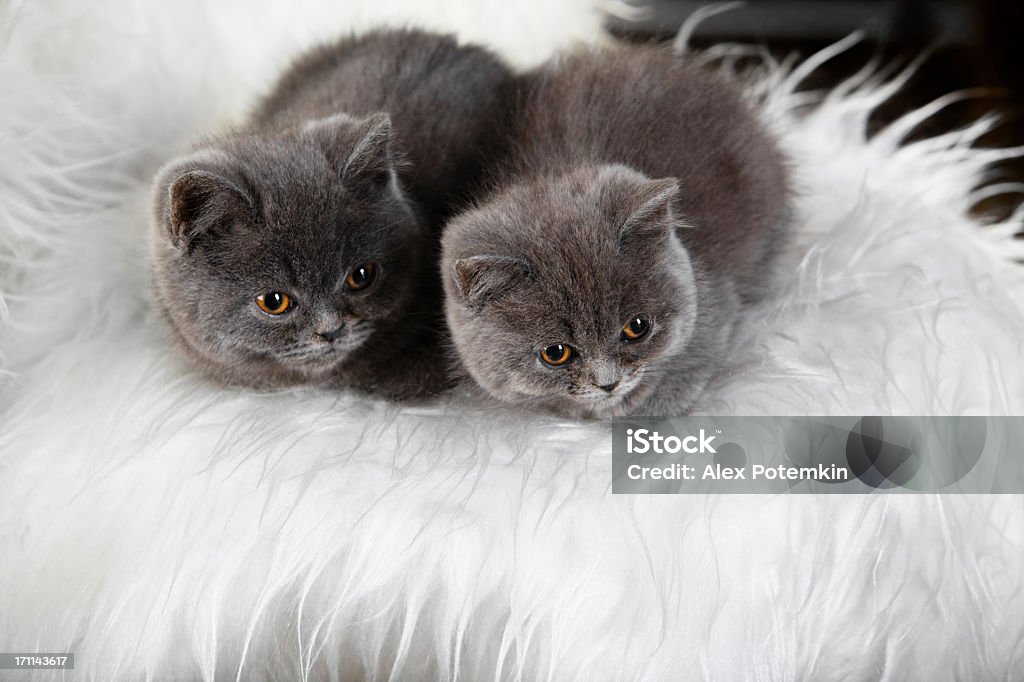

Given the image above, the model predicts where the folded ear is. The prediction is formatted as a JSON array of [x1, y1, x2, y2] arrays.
[[593, 164, 680, 248], [617, 176, 681, 247], [153, 150, 255, 249], [342, 113, 394, 189], [452, 255, 532, 307]]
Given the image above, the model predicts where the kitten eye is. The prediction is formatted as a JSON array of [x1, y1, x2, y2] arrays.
[[621, 315, 652, 342], [255, 291, 293, 316], [540, 344, 574, 367], [345, 262, 378, 291]]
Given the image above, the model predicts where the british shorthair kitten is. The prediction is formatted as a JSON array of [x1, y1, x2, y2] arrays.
[[152, 29, 512, 398], [442, 46, 791, 417]]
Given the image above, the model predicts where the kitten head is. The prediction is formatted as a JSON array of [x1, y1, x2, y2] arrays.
[[152, 113, 427, 387], [442, 164, 699, 417]]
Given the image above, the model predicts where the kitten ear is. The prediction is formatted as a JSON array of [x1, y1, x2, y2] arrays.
[[452, 255, 532, 306], [155, 151, 254, 249], [342, 113, 394, 189], [618, 177, 681, 245]]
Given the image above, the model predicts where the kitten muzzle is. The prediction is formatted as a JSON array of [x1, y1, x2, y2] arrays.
[[317, 324, 347, 343], [591, 362, 623, 393]]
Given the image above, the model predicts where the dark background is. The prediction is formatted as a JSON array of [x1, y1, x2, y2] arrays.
[[605, 0, 1024, 220]]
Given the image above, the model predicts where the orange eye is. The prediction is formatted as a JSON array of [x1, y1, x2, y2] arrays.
[[345, 262, 377, 291], [255, 291, 292, 315], [621, 315, 651, 342], [540, 344, 574, 367]]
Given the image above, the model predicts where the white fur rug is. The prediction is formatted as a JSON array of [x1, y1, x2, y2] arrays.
[[2, 1, 1024, 680]]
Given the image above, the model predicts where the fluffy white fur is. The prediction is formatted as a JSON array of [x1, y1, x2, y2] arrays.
[[2, 1, 1024, 680]]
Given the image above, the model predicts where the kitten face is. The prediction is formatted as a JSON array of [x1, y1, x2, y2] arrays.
[[443, 164, 699, 417], [152, 114, 426, 386]]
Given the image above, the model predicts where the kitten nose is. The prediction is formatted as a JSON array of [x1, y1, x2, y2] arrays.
[[317, 325, 346, 342], [592, 361, 621, 392]]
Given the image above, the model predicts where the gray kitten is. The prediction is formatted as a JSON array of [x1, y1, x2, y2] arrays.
[[152, 29, 512, 398], [442, 46, 791, 417]]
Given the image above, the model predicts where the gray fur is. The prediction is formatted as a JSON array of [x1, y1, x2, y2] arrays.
[[152, 29, 513, 398], [442, 46, 791, 417]]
